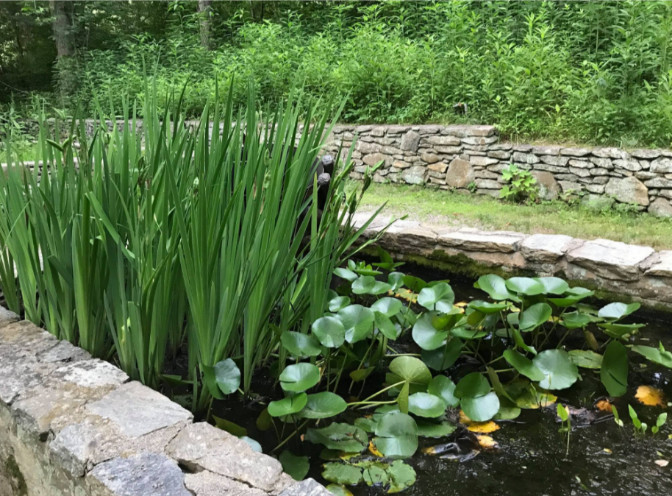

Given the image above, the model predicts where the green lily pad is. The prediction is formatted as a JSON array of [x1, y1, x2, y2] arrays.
[[213, 358, 241, 395], [281, 331, 322, 357], [561, 311, 593, 330], [386, 460, 417, 493], [519, 303, 552, 331], [279, 363, 321, 392], [427, 375, 459, 407], [455, 372, 490, 398], [373, 412, 418, 459], [408, 392, 447, 418], [461, 392, 500, 422], [329, 296, 351, 312], [268, 393, 308, 417], [506, 277, 545, 296], [371, 297, 403, 317], [631, 343, 672, 368], [598, 302, 640, 320], [467, 300, 508, 314], [412, 313, 448, 351], [300, 392, 347, 419], [279, 450, 310, 481], [549, 287, 593, 307], [312, 316, 346, 348], [352, 275, 392, 296], [362, 464, 388, 486], [375, 312, 400, 339], [415, 420, 457, 438], [568, 349, 603, 369], [421, 339, 463, 371], [532, 349, 579, 390], [388, 272, 405, 291], [475, 274, 518, 301], [322, 463, 363, 485], [418, 282, 455, 312], [306, 423, 368, 452], [389, 356, 432, 387], [503, 349, 545, 381], [600, 341, 628, 397], [339, 305, 375, 344], [534, 277, 570, 295]]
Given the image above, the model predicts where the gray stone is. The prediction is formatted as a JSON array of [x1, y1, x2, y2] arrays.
[[512, 152, 539, 164], [540, 155, 570, 167], [593, 147, 629, 159], [53, 359, 128, 389], [613, 159, 641, 172], [167, 423, 283, 492], [86, 381, 192, 438], [605, 177, 649, 206], [443, 124, 496, 137], [558, 181, 582, 193], [590, 157, 613, 169], [0, 306, 19, 328], [531, 171, 560, 200], [445, 158, 474, 188], [531, 145, 562, 156], [646, 251, 672, 277], [475, 179, 502, 190], [513, 144, 533, 152], [631, 149, 661, 159], [487, 150, 511, 160], [470, 156, 499, 167], [439, 229, 524, 253], [567, 239, 654, 281], [401, 165, 426, 185], [356, 141, 381, 155], [585, 184, 606, 195], [362, 153, 389, 166], [38, 340, 91, 364], [568, 159, 591, 169], [651, 157, 672, 173], [392, 160, 411, 170], [569, 167, 591, 178], [88, 453, 191, 496], [426, 135, 461, 146], [648, 198, 672, 217], [427, 162, 448, 173], [435, 145, 463, 154], [581, 194, 614, 210], [279, 479, 332, 496], [560, 148, 591, 157], [420, 152, 440, 164], [645, 177, 672, 188], [519, 234, 575, 263], [462, 136, 498, 145], [184, 471, 267, 496], [370, 126, 386, 137]]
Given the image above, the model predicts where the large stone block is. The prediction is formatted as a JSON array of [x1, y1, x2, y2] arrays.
[[566, 239, 654, 281], [531, 171, 560, 200], [519, 234, 576, 263], [605, 177, 649, 206], [648, 198, 672, 217], [445, 158, 474, 188], [400, 131, 420, 152], [401, 165, 426, 185], [438, 229, 524, 253], [86, 381, 192, 438], [425, 135, 461, 147], [651, 158, 672, 173]]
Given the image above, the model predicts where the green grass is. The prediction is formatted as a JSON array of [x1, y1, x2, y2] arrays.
[[359, 183, 672, 250]]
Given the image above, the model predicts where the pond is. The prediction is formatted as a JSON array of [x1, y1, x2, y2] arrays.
[[208, 264, 672, 496]]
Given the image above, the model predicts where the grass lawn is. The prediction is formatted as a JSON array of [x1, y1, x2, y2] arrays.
[[359, 183, 672, 250]]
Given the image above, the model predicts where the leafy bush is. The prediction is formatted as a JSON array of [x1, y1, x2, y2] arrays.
[[499, 164, 538, 203]]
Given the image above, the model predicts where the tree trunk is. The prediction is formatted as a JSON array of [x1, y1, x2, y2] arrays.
[[197, 0, 212, 50], [49, 0, 77, 105]]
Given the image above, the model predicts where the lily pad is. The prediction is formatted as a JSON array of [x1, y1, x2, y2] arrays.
[[352, 276, 392, 296], [503, 349, 545, 381], [475, 274, 517, 301], [422, 339, 463, 371], [268, 393, 308, 417], [279, 363, 321, 392], [339, 305, 375, 344], [519, 303, 552, 331], [329, 296, 351, 312], [322, 463, 363, 485], [281, 331, 322, 357], [532, 350, 579, 390], [598, 302, 640, 320], [301, 392, 348, 419], [418, 282, 455, 312], [213, 358, 241, 395], [631, 343, 672, 368], [460, 392, 500, 422], [412, 313, 448, 351], [373, 412, 418, 459], [408, 392, 447, 418], [416, 420, 457, 438], [506, 277, 545, 296], [427, 375, 459, 407], [455, 373, 490, 398], [312, 316, 346, 348], [534, 277, 570, 295], [306, 423, 368, 452], [279, 450, 310, 481], [568, 349, 603, 369], [600, 341, 628, 397], [371, 297, 403, 317], [388, 356, 432, 388]]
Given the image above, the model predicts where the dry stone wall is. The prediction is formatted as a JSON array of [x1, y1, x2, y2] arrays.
[[0, 305, 328, 496], [323, 125, 672, 217], [353, 213, 672, 311]]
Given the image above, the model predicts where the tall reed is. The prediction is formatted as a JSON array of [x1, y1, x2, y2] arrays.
[[0, 83, 382, 411]]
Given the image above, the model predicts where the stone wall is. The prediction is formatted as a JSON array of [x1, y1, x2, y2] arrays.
[[0, 306, 328, 496], [323, 125, 672, 217], [353, 213, 672, 312]]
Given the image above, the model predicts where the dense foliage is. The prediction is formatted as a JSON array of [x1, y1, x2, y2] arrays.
[[2, 1, 672, 146]]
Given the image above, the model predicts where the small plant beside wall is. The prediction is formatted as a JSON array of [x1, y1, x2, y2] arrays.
[[500, 164, 538, 204]]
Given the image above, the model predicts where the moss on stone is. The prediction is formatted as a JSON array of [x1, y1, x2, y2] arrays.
[[3, 455, 27, 496]]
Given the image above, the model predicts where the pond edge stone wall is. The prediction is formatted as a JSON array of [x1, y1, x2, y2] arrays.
[[0, 306, 329, 496], [353, 213, 672, 312], [322, 124, 672, 217]]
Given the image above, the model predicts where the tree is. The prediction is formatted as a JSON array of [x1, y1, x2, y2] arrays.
[[49, 0, 76, 104], [197, 0, 212, 50]]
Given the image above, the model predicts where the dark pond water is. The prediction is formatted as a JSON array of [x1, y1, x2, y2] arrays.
[[211, 265, 672, 496]]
